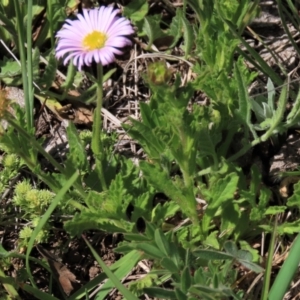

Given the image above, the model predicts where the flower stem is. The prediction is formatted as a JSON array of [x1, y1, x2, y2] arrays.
[[92, 63, 107, 190]]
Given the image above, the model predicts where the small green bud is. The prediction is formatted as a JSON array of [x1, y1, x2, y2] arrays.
[[79, 129, 92, 146], [19, 226, 33, 240], [3, 154, 19, 169], [37, 190, 54, 206], [147, 61, 172, 85], [14, 181, 32, 200], [26, 189, 41, 208]]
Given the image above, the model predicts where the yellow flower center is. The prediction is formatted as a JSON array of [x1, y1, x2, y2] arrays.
[[82, 31, 107, 51]]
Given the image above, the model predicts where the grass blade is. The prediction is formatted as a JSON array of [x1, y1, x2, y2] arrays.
[[21, 283, 59, 300], [69, 250, 142, 299], [261, 219, 277, 300], [268, 233, 300, 300], [82, 236, 140, 300], [25, 171, 79, 290]]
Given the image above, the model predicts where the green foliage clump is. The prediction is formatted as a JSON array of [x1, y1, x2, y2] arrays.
[[2, 153, 19, 169], [13, 181, 54, 246], [19, 217, 50, 247], [13, 180, 54, 216]]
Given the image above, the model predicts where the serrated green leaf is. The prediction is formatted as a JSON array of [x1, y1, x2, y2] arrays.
[[143, 16, 165, 49], [109, 173, 126, 207], [271, 83, 288, 125], [65, 121, 88, 172], [139, 102, 157, 128], [278, 219, 300, 234], [130, 192, 153, 222], [125, 119, 165, 159], [203, 231, 220, 249], [205, 173, 239, 210], [39, 53, 57, 90], [264, 206, 286, 215], [140, 162, 171, 189], [84, 190, 105, 211], [64, 211, 135, 236], [287, 181, 300, 207], [198, 127, 217, 159], [64, 212, 102, 236], [250, 207, 264, 221], [168, 9, 183, 47], [286, 88, 300, 126], [140, 163, 188, 218]]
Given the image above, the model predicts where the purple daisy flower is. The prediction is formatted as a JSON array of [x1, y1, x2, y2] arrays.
[[55, 6, 134, 71]]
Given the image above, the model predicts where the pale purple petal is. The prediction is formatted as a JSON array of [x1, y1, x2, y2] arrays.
[[78, 55, 84, 70], [108, 25, 134, 37], [90, 8, 99, 29], [96, 6, 106, 28], [107, 18, 133, 35], [100, 51, 111, 65], [98, 7, 114, 27], [105, 47, 124, 55], [82, 9, 94, 30], [106, 37, 131, 48], [94, 51, 100, 63], [101, 7, 120, 32]]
